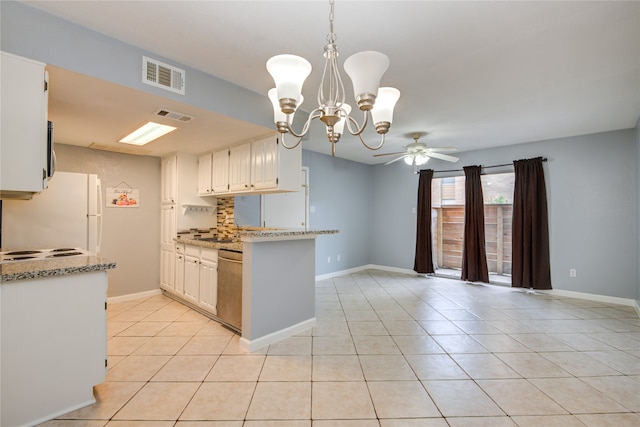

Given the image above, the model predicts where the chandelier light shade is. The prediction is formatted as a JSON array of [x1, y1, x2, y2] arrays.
[[329, 103, 351, 141], [266, 0, 400, 156], [370, 87, 401, 132], [343, 51, 389, 108], [268, 88, 303, 130], [266, 55, 311, 113]]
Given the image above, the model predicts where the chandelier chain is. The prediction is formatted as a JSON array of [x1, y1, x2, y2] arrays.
[[327, 0, 336, 43]]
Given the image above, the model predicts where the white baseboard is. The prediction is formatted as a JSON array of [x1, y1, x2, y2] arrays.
[[538, 288, 639, 309], [317, 265, 640, 314], [107, 288, 162, 304], [239, 318, 316, 352], [315, 264, 418, 281]]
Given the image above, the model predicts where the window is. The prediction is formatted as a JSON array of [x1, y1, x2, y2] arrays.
[[431, 172, 514, 283]]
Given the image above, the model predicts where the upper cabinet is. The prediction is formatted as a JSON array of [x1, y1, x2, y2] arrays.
[[228, 142, 252, 193], [161, 152, 216, 230], [161, 155, 178, 204], [198, 153, 213, 196], [0, 52, 49, 199], [201, 134, 301, 196], [211, 149, 230, 194], [251, 134, 300, 192]]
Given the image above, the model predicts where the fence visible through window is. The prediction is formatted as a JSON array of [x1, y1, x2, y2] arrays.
[[431, 173, 514, 284]]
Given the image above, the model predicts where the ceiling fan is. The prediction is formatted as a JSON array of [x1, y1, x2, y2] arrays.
[[374, 132, 459, 166]]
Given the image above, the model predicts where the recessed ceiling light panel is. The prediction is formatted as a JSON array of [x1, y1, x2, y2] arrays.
[[119, 121, 177, 146]]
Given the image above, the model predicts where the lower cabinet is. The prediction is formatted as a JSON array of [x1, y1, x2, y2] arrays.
[[174, 244, 185, 295], [169, 244, 218, 316], [160, 248, 175, 291], [183, 254, 200, 304], [199, 258, 218, 314]]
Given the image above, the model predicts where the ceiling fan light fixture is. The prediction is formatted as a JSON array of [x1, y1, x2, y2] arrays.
[[266, 0, 400, 156], [404, 154, 429, 166]]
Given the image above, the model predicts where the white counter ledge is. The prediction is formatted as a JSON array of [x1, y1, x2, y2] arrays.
[[176, 229, 339, 249], [0, 254, 116, 283], [238, 228, 339, 242]]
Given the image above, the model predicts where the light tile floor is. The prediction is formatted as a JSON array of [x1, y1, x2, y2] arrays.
[[40, 269, 640, 426]]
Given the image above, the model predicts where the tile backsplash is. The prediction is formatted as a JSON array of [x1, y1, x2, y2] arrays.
[[216, 197, 236, 238]]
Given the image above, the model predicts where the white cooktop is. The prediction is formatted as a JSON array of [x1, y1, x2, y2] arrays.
[[0, 248, 88, 263]]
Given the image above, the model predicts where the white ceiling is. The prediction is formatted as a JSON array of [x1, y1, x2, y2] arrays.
[[22, 0, 640, 164]]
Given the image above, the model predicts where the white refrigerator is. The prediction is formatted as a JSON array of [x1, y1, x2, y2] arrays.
[[1, 171, 102, 252]]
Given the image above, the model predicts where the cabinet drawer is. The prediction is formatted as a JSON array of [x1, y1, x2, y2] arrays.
[[201, 248, 218, 262], [185, 245, 200, 258], [175, 243, 185, 254]]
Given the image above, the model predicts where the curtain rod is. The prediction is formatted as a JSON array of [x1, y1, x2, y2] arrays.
[[430, 157, 547, 174]]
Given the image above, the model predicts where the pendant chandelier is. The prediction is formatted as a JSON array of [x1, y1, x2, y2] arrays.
[[266, 0, 400, 156]]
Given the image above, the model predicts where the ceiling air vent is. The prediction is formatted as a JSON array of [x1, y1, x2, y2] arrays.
[[143, 56, 185, 95], [155, 108, 194, 123]]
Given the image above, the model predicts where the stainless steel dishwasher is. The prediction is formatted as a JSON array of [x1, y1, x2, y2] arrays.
[[217, 249, 242, 332]]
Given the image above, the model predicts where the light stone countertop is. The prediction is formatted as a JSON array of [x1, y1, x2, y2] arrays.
[[0, 255, 116, 283], [177, 228, 339, 250]]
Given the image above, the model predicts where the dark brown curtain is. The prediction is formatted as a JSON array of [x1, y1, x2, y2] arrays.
[[414, 169, 434, 274], [461, 166, 489, 283], [512, 157, 552, 289]]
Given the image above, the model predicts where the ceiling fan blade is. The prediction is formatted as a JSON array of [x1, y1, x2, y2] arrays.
[[384, 155, 410, 165], [428, 147, 458, 153], [428, 152, 459, 162], [373, 151, 406, 157]]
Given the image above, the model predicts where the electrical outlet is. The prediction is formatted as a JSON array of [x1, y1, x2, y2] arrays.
[[337, 254, 341, 262], [327, 256, 331, 264], [569, 269, 577, 277]]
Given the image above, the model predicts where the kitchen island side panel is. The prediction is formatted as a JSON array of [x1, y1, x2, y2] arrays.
[[242, 238, 315, 342], [1, 271, 107, 427]]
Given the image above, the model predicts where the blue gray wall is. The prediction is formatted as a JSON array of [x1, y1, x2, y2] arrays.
[[302, 150, 372, 276], [3, 2, 638, 302], [370, 129, 639, 300]]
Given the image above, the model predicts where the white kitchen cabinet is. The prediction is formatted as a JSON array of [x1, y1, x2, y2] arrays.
[[161, 204, 177, 246], [228, 142, 252, 192], [199, 258, 218, 314], [161, 153, 216, 230], [166, 244, 218, 315], [199, 247, 218, 313], [160, 248, 175, 291], [174, 252, 185, 295], [0, 51, 49, 198], [160, 153, 216, 290], [161, 155, 177, 204], [160, 204, 177, 291], [174, 243, 185, 295], [251, 134, 301, 192], [183, 255, 200, 304], [212, 148, 230, 194], [198, 152, 213, 196]]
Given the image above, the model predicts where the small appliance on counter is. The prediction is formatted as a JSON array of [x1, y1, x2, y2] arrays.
[[1, 171, 102, 253]]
